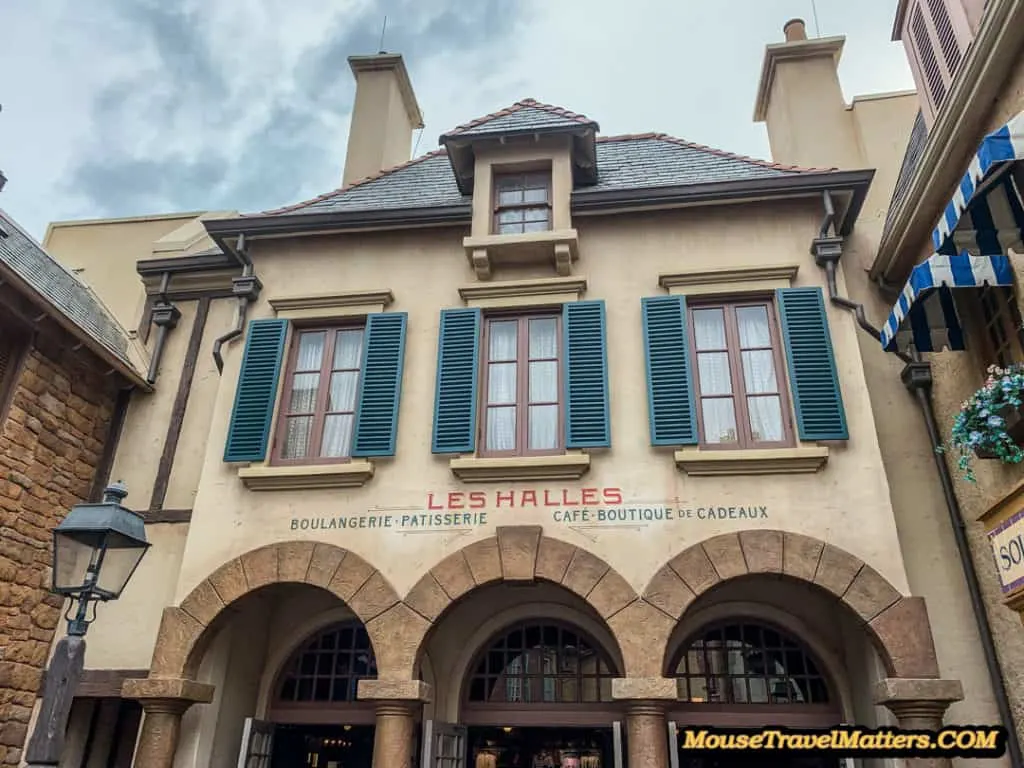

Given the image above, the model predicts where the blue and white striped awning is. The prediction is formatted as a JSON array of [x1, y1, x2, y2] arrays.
[[880, 253, 1015, 353], [933, 110, 1024, 255]]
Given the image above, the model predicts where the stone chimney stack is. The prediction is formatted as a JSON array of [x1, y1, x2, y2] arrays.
[[342, 53, 425, 188], [753, 19, 861, 170]]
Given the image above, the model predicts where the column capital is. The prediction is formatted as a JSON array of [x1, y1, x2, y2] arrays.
[[122, 676, 215, 708], [611, 677, 678, 702], [873, 678, 963, 728], [357, 678, 432, 703]]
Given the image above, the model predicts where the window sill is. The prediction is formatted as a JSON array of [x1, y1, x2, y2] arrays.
[[449, 453, 591, 482], [238, 461, 375, 490], [673, 446, 829, 476], [463, 229, 579, 280]]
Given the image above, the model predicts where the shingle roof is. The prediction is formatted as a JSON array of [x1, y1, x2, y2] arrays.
[[260, 102, 833, 218], [441, 98, 597, 139], [0, 209, 135, 366]]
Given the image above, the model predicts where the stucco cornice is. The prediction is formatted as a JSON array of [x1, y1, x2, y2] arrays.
[[753, 36, 846, 123], [872, 0, 1024, 284]]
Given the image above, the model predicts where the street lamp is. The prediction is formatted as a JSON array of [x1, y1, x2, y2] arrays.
[[24, 482, 150, 767]]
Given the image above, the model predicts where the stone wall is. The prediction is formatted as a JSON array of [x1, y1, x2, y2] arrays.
[[0, 317, 119, 766]]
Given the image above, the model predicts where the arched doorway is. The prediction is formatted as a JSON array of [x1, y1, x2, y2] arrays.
[[262, 620, 379, 767], [459, 618, 623, 768], [666, 619, 842, 768]]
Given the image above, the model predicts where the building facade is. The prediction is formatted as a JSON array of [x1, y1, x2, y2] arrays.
[[21, 8, 1024, 767], [0, 208, 148, 766]]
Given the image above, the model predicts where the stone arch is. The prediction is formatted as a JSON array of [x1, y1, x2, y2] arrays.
[[386, 526, 642, 681], [642, 530, 940, 680], [148, 541, 400, 680]]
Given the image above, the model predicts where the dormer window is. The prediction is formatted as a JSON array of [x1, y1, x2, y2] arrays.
[[493, 171, 552, 235]]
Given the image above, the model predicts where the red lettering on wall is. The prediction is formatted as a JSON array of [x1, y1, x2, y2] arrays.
[[520, 490, 538, 507], [427, 493, 444, 510], [581, 488, 598, 506], [603, 488, 623, 504], [543, 490, 560, 507], [496, 490, 515, 507], [447, 492, 464, 510], [562, 488, 581, 506], [468, 491, 487, 509]]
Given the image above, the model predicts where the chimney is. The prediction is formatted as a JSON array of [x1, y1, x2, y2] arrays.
[[342, 53, 425, 187], [753, 20, 861, 170]]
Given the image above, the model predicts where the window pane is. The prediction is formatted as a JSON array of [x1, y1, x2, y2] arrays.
[[498, 209, 525, 225], [282, 416, 313, 458], [529, 405, 559, 450], [748, 396, 784, 442], [523, 207, 549, 223], [328, 370, 360, 411], [334, 329, 364, 369], [529, 361, 558, 402], [288, 372, 320, 413], [523, 220, 549, 233], [693, 309, 726, 349], [523, 187, 547, 204], [499, 222, 524, 234], [496, 175, 523, 191], [498, 188, 524, 206], [697, 352, 732, 395], [736, 306, 771, 347], [486, 407, 516, 451], [741, 350, 778, 394], [702, 399, 738, 443], [529, 318, 558, 358], [487, 363, 516, 404], [320, 414, 355, 457], [296, 332, 325, 371], [489, 321, 518, 361]]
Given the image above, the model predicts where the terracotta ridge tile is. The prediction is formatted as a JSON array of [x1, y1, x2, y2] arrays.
[[255, 148, 450, 216], [596, 132, 836, 173]]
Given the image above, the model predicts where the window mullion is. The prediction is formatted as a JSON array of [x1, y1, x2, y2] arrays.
[[518, 316, 530, 455], [725, 307, 754, 449], [309, 329, 336, 460]]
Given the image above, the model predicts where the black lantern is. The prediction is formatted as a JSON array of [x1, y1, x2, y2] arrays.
[[51, 481, 149, 635]]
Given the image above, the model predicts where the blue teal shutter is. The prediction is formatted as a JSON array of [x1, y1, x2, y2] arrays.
[[432, 308, 481, 454], [223, 318, 288, 462], [776, 287, 848, 441], [563, 300, 611, 449], [352, 312, 407, 457], [641, 296, 698, 446]]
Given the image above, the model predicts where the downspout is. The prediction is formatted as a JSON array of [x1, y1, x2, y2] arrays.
[[812, 191, 1024, 765], [212, 233, 263, 374], [145, 272, 182, 384]]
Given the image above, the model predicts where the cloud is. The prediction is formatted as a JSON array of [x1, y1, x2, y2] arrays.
[[0, 1, 914, 236]]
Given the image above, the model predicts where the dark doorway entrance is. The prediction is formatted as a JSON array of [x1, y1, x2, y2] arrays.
[[270, 724, 375, 768], [468, 726, 612, 767], [677, 756, 839, 768]]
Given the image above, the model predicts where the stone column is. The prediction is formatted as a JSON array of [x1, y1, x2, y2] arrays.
[[358, 679, 432, 768], [122, 677, 215, 768], [612, 677, 676, 768], [874, 678, 964, 768]]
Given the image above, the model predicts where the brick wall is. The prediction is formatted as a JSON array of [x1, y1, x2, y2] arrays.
[[0, 320, 119, 766]]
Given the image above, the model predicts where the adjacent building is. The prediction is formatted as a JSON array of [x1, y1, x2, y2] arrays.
[[19, 2, 1024, 766], [0, 206, 148, 767]]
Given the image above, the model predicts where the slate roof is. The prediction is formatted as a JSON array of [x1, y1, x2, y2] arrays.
[[0, 209, 135, 366], [260, 100, 832, 217], [883, 109, 928, 239]]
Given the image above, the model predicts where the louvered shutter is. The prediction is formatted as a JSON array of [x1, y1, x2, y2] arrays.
[[431, 308, 481, 455], [641, 296, 698, 446], [223, 319, 289, 462], [776, 287, 848, 441], [563, 300, 610, 449], [352, 312, 408, 457]]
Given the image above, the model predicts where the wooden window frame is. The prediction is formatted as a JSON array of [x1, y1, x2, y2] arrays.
[[492, 171, 553, 236], [976, 285, 1024, 369], [272, 323, 365, 466], [478, 311, 564, 459], [687, 296, 794, 450]]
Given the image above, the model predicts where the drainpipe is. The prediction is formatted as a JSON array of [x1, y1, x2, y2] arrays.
[[811, 191, 1024, 764], [145, 272, 182, 384], [212, 233, 263, 374]]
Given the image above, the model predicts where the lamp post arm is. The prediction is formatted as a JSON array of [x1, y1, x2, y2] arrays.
[[23, 635, 86, 767]]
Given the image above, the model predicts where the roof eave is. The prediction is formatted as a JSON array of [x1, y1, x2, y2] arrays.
[[572, 169, 874, 235], [0, 260, 151, 391]]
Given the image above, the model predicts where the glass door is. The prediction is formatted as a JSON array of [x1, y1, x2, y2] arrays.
[[421, 720, 467, 768], [236, 717, 275, 768]]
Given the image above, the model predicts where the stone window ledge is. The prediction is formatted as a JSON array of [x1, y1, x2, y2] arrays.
[[458, 276, 587, 309], [674, 446, 828, 476], [238, 461, 375, 490], [659, 264, 799, 297], [463, 229, 579, 280], [450, 453, 590, 482], [268, 290, 394, 321]]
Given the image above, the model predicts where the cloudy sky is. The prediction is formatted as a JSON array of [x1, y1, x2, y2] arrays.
[[1, 1, 915, 238]]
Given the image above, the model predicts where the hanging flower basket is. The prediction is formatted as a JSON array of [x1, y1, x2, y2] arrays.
[[945, 364, 1024, 482]]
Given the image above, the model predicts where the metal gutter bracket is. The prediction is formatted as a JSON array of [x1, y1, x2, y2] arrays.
[[144, 272, 182, 385]]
